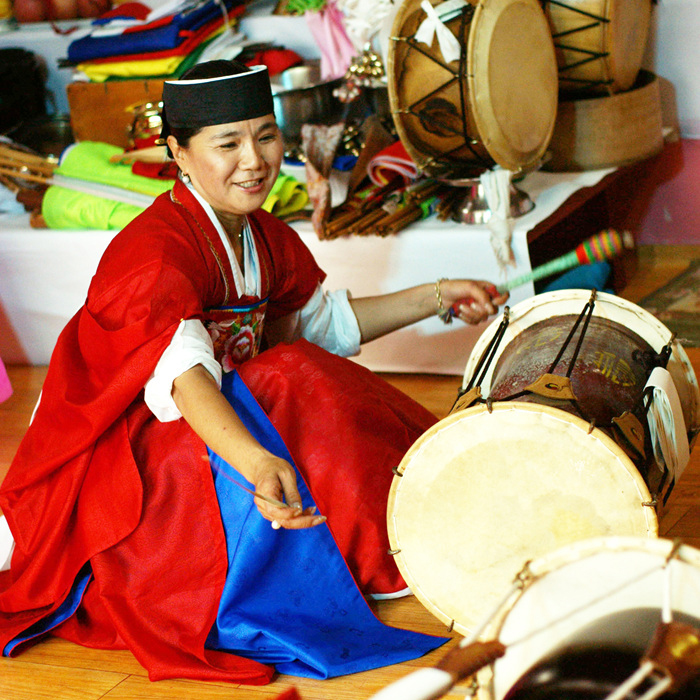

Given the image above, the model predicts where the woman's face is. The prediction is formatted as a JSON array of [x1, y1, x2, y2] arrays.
[[168, 113, 284, 218]]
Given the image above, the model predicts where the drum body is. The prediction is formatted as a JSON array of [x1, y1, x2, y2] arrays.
[[541, 0, 653, 95], [387, 291, 699, 637], [387, 0, 558, 178], [545, 69, 664, 171], [475, 537, 700, 700], [464, 290, 700, 442]]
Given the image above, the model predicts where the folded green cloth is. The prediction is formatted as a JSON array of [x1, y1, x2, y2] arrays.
[[57, 142, 175, 197], [261, 173, 309, 218], [42, 186, 146, 230], [44, 150, 309, 230]]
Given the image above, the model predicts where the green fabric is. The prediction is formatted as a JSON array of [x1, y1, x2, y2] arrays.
[[57, 142, 175, 197], [44, 145, 309, 230], [42, 186, 146, 230]]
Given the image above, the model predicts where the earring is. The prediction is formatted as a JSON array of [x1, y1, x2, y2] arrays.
[[180, 172, 190, 184]]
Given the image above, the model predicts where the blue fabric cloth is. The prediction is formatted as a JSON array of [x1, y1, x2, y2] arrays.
[[205, 370, 448, 678], [67, 0, 239, 62], [3, 564, 92, 657], [538, 261, 613, 295]]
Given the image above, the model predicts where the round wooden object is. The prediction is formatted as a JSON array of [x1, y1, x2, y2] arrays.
[[541, 0, 653, 95], [544, 69, 664, 171]]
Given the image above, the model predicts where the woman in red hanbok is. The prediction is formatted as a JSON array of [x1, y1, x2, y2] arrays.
[[0, 60, 507, 683]]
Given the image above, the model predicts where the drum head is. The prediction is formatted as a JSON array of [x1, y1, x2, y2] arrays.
[[468, 0, 558, 170], [387, 0, 557, 177], [475, 537, 700, 700], [387, 403, 657, 636], [464, 290, 700, 439]]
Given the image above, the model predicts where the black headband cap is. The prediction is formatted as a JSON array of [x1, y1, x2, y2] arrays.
[[161, 64, 274, 139]]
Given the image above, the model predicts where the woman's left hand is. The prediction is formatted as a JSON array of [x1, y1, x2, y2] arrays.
[[438, 279, 509, 325]]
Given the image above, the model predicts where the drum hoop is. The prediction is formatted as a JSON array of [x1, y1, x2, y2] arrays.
[[387, 402, 658, 634], [474, 536, 700, 700], [463, 290, 700, 433]]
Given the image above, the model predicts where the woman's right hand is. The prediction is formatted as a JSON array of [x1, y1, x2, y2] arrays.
[[250, 453, 327, 530], [172, 364, 326, 530]]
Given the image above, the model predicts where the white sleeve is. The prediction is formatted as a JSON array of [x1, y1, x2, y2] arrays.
[[144, 319, 222, 422], [265, 283, 362, 357]]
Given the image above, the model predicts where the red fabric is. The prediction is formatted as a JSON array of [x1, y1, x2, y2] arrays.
[[0, 179, 322, 682], [243, 49, 304, 77], [131, 161, 178, 180], [97, 1, 150, 20], [238, 342, 437, 594]]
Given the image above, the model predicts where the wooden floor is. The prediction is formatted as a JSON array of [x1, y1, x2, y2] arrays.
[[1, 245, 699, 699]]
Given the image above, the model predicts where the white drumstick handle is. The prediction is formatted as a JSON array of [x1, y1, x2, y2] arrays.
[[367, 668, 454, 700]]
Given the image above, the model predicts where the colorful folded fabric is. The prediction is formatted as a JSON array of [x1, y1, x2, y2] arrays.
[[57, 142, 176, 197], [76, 20, 234, 81], [77, 9, 242, 65], [367, 140, 419, 187], [67, 0, 242, 63], [261, 173, 309, 218]]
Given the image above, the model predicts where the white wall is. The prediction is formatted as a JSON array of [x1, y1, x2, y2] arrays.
[[645, 0, 700, 138]]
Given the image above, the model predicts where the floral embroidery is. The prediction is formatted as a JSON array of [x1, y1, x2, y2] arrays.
[[204, 302, 267, 372]]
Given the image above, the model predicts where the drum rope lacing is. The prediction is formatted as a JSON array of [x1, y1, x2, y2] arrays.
[[543, 0, 613, 90], [457, 290, 680, 505], [392, 4, 495, 174]]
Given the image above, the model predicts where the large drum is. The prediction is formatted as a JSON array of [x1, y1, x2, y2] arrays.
[[387, 291, 699, 636], [474, 537, 700, 700], [387, 0, 558, 178], [541, 0, 654, 95]]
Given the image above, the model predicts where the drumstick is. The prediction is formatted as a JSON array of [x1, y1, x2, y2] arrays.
[[448, 229, 634, 317], [201, 455, 289, 509]]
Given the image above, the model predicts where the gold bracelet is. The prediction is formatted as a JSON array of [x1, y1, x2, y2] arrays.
[[435, 278, 452, 324]]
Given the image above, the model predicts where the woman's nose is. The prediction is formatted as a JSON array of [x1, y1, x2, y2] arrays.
[[240, 141, 264, 169]]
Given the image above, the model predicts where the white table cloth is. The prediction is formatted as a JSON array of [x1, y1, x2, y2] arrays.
[[0, 169, 613, 372]]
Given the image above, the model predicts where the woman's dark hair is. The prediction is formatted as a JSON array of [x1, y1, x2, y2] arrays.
[[163, 59, 252, 156]]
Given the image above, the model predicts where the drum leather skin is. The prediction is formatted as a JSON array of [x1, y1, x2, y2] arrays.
[[387, 0, 558, 177]]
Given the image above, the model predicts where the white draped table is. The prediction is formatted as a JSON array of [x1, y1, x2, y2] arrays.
[[0, 168, 614, 372]]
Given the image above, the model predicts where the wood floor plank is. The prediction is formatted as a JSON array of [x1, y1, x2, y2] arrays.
[[12, 636, 147, 677], [0, 657, 127, 700], [1, 244, 700, 699]]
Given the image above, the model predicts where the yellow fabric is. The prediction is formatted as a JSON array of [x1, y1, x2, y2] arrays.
[[261, 173, 309, 218], [77, 54, 188, 82]]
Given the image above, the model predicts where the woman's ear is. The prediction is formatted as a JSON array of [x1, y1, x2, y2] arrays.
[[167, 135, 186, 171]]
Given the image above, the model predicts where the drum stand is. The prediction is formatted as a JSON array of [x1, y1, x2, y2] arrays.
[[437, 175, 534, 225]]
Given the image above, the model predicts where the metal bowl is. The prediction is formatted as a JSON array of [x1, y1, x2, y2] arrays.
[[271, 62, 344, 151], [9, 114, 74, 159]]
